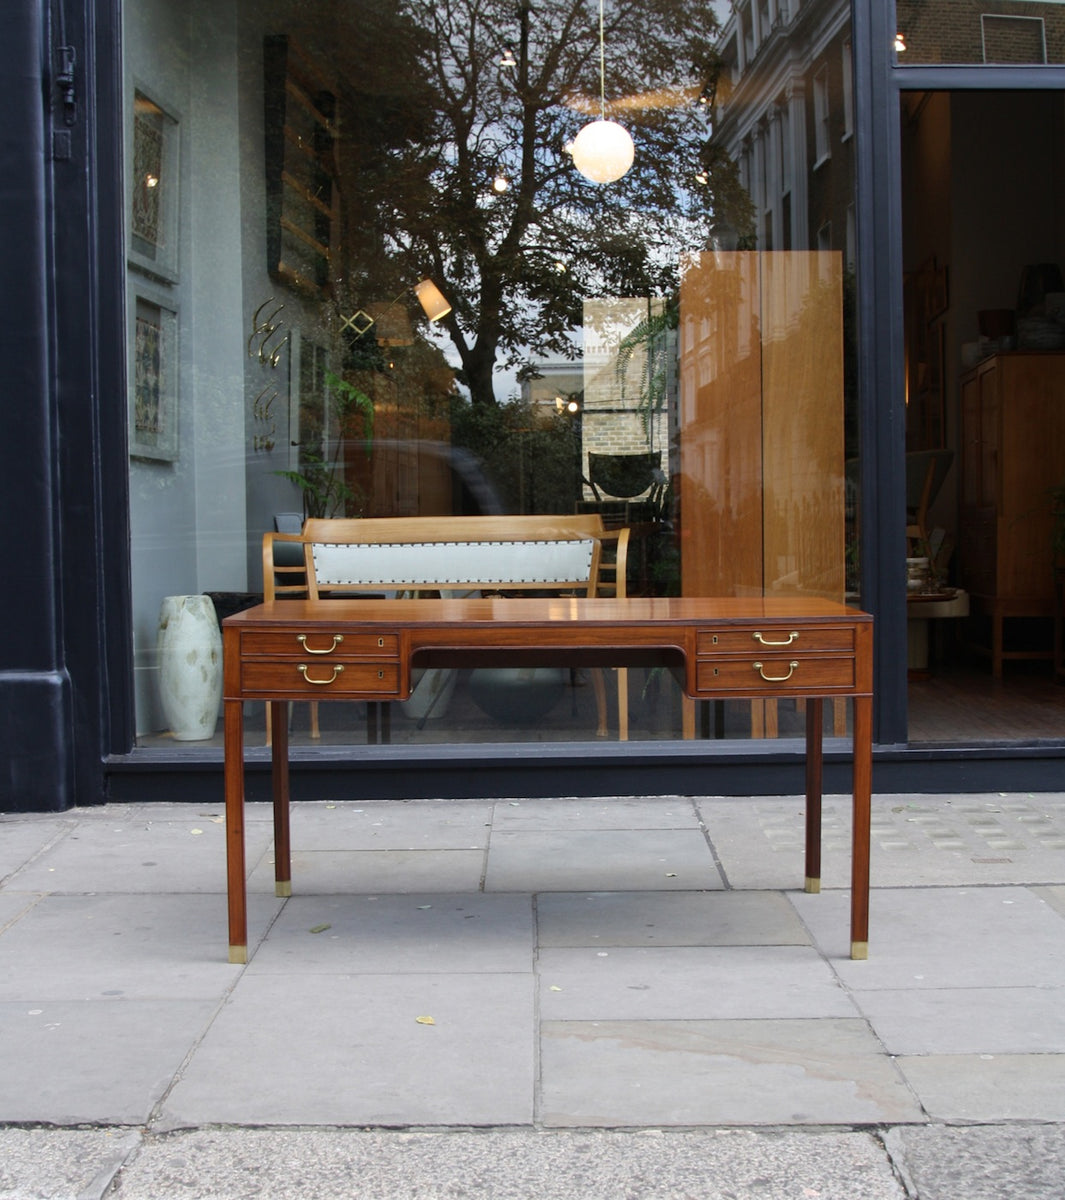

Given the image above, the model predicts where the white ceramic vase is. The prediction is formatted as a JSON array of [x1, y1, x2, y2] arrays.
[[157, 594, 223, 740]]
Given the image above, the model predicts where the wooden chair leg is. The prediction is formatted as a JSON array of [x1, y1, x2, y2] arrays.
[[832, 697, 846, 737], [616, 667, 629, 741], [750, 699, 765, 738], [792, 698, 848, 739], [267, 700, 306, 746], [682, 694, 695, 739], [591, 668, 608, 737]]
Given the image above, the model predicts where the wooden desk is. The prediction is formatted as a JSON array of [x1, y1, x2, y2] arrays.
[[223, 596, 874, 963]]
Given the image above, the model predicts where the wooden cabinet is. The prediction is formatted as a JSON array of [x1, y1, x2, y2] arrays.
[[959, 352, 1065, 675], [678, 252, 845, 602]]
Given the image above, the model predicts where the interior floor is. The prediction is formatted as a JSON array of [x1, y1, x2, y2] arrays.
[[908, 658, 1065, 744]]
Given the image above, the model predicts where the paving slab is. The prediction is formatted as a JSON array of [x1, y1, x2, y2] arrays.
[[485, 829, 722, 891], [696, 796, 850, 890], [538, 946, 857, 1020], [850, 985, 1065, 1055], [0, 816, 75, 881], [886, 1123, 1065, 1200], [247, 892, 533, 974], [535, 890, 811, 947], [8, 813, 273, 895], [539, 1018, 925, 1126], [0, 998, 220, 1125], [0, 892, 280, 1000], [698, 792, 1065, 890], [1035, 882, 1065, 918], [106, 1128, 907, 1200], [247, 848, 486, 894], [279, 798, 494, 849], [3, 793, 1065, 1148], [490, 796, 701, 831], [896, 1052, 1065, 1121], [0, 1127, 142, 1200], [791, 886, 1065, 986], [158, 973, 535, 1128], [0, 891, 39, 929]]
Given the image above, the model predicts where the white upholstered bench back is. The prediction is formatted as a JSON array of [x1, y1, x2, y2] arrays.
[[308, 537, 599, 596]]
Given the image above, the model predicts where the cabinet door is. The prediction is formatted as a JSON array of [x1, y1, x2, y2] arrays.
[[978, 363, 1000, 511], [960, 369, 981, 508], [997, 355, 1065, 598]]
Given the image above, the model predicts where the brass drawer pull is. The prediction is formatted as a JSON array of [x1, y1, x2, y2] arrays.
[[753, 660, 799, 682], [298, 663, 345, 686], [297, 633, 344, 654], [753, 631, 799, 647]]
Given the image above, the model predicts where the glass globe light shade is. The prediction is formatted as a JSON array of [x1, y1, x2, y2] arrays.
[[570, 119, 634, 184]]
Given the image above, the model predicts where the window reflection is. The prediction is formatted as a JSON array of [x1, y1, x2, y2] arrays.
[[126, 0, 855, 748], [895, 1, 1065, 65]]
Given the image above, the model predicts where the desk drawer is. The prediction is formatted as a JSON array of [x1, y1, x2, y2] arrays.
[[697, 626, 854, 655], [241, 631, 398, 658], [695, 655, 854, 694], [241, 661, 401, 696]]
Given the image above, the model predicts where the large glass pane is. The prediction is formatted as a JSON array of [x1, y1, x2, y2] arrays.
[[901, 90, 1065, 741], [895, 1, 1065, 65], [124, 0, 857, 750]]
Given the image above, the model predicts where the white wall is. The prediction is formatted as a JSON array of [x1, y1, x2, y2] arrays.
[[235, 0, 334, 583], [125, 0, 248, 732]]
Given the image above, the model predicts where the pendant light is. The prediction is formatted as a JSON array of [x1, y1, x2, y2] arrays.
[[570, 0, 634, 184]]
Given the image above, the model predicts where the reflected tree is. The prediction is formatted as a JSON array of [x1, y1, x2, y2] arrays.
[[345, 0, 750, 406]]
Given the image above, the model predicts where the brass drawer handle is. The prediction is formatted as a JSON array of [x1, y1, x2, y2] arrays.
[[753, 631, 799, 647], [298, 663, 345, 686], [753, 660, 799, 682], [297, 633, 344, 654]]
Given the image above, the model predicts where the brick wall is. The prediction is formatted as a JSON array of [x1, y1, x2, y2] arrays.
[[896, 0, 1065, 63]]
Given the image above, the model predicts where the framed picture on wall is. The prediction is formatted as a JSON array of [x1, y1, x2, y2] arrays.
[[128, 87, 181, 283], [263, 36, 338, 297], [129, 294, 179, 461]]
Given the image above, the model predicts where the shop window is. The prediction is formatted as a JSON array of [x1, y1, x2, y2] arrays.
[[124, 0, 854, 751]]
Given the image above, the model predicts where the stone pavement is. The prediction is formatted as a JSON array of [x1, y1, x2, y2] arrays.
[[1, 792, 1064, 1198]]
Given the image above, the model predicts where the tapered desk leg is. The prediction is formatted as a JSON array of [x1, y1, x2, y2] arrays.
[[850, 695, 873, 960], [271, 700, 292, 898], [224, 699, 248, 964], [804, 697, 824, 894]]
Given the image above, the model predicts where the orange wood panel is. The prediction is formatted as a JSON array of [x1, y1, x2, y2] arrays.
[[678, 252, 846, 602], [679, 252, 763, 596], [761, 252, 845, 601]]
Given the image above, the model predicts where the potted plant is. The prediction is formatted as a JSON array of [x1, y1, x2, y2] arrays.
[[276, 371, 373, 518]]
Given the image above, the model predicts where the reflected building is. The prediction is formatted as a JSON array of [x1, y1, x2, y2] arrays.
[[715, 0, 856, 272]]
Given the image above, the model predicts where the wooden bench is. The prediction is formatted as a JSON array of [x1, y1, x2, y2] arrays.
[[262, 514, 631, 739]]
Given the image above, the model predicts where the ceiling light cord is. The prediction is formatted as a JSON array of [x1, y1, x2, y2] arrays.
[[598, 0, 607, 120]]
